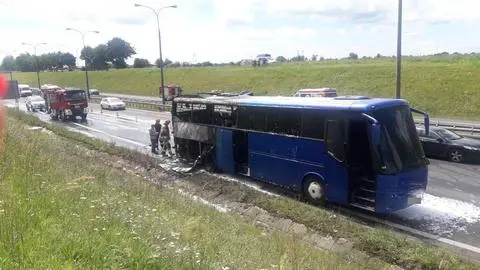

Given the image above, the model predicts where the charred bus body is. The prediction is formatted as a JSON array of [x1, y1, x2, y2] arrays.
[[172, 95, 430, 214]]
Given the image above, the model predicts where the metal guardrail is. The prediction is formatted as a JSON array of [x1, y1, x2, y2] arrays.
[[89, 95, 172, 112], [414, 119, 480, 138]]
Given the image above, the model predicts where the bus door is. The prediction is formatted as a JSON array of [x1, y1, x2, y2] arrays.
[[324, 119, 349, 205]]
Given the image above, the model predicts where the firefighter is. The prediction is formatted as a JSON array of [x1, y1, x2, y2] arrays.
[[160, 120, 173, 156], [154, 119, 162, 151], [149, 124, 159, 154]]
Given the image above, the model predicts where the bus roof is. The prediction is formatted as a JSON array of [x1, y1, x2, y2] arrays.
[[174, 95, 409, 112]]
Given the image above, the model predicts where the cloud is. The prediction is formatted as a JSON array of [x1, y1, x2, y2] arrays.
[[212, 0, 480, 27], [1, 0, 480, 64]]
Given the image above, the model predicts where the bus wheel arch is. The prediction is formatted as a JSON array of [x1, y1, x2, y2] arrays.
[[302, 174, 327, 206]]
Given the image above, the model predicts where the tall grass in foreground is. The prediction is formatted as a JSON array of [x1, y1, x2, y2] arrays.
[[0, 119, 394, 269]]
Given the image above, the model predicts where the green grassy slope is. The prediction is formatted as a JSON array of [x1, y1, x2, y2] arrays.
[[12, 58, 480, 119], [1, 119, 395, 269], [5, 109, 480, 269]]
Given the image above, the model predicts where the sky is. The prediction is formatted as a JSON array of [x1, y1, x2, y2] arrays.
[[1, 0, 480, 65]]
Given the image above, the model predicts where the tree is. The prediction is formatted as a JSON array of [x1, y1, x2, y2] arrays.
[[348, 52, 358, 60], [92, 45, 110, 70], [106, 37, 136, 69], [1, 55, 15, 71], [133, 58, 151, 68], [81, 46, 109, 70], [276, 56, 287, 62], [61, 52, 76, 68], [15, 53, 36, 72], [290, 55, 306, 62], [156, 58, 173, 68], [170, 61, 181, 68], [311, 54, 318, 61], [80, 46, 94, 65]]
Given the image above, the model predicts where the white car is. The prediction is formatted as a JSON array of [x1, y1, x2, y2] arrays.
[[89, 88, 100, 95], [19, 84, 33, 97], [26, 95, 46, 112], [100, 97, 126, 110]]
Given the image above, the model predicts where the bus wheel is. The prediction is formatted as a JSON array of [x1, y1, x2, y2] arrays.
[[302, 176, 326, 206]]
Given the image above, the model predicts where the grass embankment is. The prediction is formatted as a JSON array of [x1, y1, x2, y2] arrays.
[[5, 108, 480, 269], [13, 58, 480, 119], [0, 119, 391, 269]]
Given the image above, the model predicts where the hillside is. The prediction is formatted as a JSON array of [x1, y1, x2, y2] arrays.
[[11, 58, 480, 119]]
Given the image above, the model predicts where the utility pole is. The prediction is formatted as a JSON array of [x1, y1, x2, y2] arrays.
[[66, 28, 100, 100], [135, 3, 177, 105], [396, 0, 403, 99]]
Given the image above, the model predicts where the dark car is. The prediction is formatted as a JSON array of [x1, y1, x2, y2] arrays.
[[416, 126, 480, 163]]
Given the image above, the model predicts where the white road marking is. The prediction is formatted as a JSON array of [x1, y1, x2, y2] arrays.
[[70, 122, 146, 147]]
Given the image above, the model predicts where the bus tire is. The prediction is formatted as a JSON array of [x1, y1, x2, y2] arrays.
[[302, 176, 326, 206]]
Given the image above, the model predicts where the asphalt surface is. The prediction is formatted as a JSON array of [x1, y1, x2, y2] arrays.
[[3, 98, 480, 250]]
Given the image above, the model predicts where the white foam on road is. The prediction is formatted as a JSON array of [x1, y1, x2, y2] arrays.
[[396, 194, 480, 236]]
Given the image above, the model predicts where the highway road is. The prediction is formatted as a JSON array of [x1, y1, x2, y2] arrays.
[[3, 98, 480, 250]]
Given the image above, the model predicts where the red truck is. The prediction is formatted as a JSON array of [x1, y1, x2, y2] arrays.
[[43, 87, 89, 121]]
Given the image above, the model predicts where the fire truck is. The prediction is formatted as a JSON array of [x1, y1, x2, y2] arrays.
[[42, 87, 89, 121], [160, 84, 182, 101]]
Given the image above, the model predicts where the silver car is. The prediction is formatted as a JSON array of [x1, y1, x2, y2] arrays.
[[100, 97, 126, 110], [26, 95, 46, 112]]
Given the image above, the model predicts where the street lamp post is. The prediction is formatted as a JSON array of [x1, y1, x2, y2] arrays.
[[134, 3, 177, 105], [66, 28, 99, 99], [395, 0, 403, 99], [22, 42, 46, 90]]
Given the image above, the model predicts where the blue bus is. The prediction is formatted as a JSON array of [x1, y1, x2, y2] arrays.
[[171, 95, 430, 214]]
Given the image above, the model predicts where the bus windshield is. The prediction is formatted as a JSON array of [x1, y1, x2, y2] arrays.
[[371, 105, 427, 174], [65, 91, 87, 101]]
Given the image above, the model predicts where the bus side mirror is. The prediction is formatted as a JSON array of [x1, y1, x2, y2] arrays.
[[371, 124, 381, 147]]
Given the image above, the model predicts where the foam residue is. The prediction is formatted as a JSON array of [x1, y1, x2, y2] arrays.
[[396, 194, 480, 236]]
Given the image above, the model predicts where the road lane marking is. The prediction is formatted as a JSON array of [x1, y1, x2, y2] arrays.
[[70, 122, 146, 147]]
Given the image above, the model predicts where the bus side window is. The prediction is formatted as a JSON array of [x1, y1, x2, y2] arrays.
[[325, 120, 346, 162], [266, 108, 301, 136], [301, 110, 325, 140], [237, 106, 267, 132]]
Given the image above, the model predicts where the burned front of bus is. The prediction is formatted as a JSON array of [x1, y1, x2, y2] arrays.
[[356, 104, 430, 213]]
